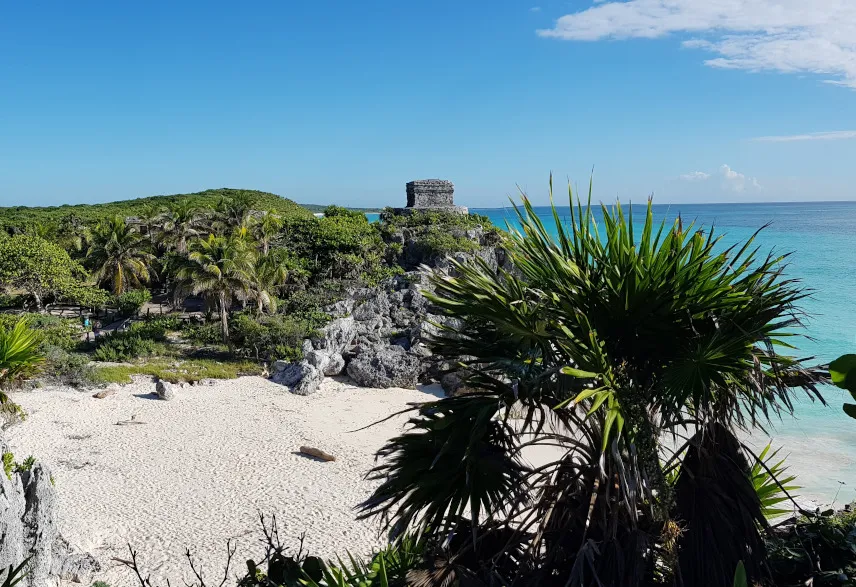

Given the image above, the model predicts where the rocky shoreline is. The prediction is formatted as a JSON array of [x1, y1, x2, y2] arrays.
[[270, 224, 506, 397]]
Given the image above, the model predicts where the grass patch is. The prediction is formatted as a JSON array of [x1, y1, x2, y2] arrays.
[[94, 358, 264, 384]]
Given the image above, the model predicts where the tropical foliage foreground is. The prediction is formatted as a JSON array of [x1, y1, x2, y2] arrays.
[[357, 185, 827, 586]]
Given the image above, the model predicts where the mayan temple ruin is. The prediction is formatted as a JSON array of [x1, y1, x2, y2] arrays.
[[392, 179, 468, 215]]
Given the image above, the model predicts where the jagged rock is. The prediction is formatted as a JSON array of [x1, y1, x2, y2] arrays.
[[0, 459, 25, 574], [271, 362, 324, 396], [20, 464, 58, 585], [272, 359, 290, 373], [441, 372, 477, 396], [293, 363, 323, 396], [302, 339, 314, 356], [391, 306, 415, 328], [271, 362, 310, 387], [155, 380, 175, 401], [312, 317, 357, 355], [0, 432, 99, 587], [304, 349, 345, 376], [324, 298, 355, 317], [51, 536, 99, 584], [323, 353, 346, 376], [346, 346, 421, 389]]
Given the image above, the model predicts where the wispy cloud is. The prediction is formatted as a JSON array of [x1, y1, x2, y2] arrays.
[[537, 1, 856, 88], [530, 6, 541, 12], [678, 165, 760, 192], [751, 130, 856, 143]]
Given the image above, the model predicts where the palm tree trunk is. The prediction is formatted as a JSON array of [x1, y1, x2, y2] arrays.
[[218, 291, 232, 350]]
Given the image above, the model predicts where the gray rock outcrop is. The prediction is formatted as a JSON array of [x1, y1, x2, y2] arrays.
[[0, 433, 100, 586], [346, 345, 422, 389]]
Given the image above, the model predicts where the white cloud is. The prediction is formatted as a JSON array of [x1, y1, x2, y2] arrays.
[[719, 164, 760, 192], [537, 1, 856, 88], [678, 165, 760, 191], [751, 130, 856, 142], [530, 6, 541, 12], [679, 171, 710, 181]]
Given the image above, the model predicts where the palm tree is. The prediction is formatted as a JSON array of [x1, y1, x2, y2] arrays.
[[174, 234, 255, 346], [156, 201, 205, 254], [251, 248, 293, 314], [359, 182, 825, 587], [215, 194, 253, 233], [252, 210, 283, 255], [86, 216, 155, 295]]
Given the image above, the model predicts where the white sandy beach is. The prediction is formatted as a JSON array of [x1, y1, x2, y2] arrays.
[[6, 377, 442, 587], [6, 376, 856, 586]]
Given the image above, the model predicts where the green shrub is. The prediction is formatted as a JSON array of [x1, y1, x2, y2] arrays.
[[280, 214, 389, 283], [0, 313, 80, 351], [116, 289, 152, 316], [143, 314, 184, 331], [183, 322, 223, 345], [230, 312, 326, 362], [92, 334, 157, 362], [0, 401, 27, 429], [2, 452, 12, 480], [42, 346, 98, 388]]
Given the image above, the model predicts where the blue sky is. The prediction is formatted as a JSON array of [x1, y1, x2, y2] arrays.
[[2, 1, 856, 208]]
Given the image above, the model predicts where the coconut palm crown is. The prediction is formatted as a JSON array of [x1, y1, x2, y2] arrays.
[[85, 215, 155, 295], [173, 234, 255, 346], [359, 179, 826, 587]]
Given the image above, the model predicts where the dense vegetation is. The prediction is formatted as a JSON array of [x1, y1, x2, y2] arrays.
[[0, 189, 498, 389]]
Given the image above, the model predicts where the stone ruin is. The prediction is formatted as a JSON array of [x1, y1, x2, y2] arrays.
[[392, 179, 468, 215]]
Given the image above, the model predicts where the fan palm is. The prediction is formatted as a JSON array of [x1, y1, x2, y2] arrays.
[[174, 234, 255, 346], [86, 216, 155, 295], [360, 179, 825, 587]]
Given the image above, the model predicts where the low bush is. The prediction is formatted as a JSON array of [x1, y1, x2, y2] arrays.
[[768, 508, 856, 585], [230, 312, 326, 362], [0, 312, 80, 351], [41, 346, 98, 388], [92, 334, 157, 362], [183, 322, 223, 346], [116, 289, 152, 316]]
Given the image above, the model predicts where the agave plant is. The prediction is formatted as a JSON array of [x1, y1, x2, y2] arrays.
[[360, 179, 826, 587], [0, 319, 44, 402]]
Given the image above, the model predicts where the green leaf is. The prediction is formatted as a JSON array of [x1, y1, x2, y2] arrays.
[[560, 366, 599, 378], [830, 354, 856, 392], [733, 560, 747, 587], [843, 403, 856, 420]]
